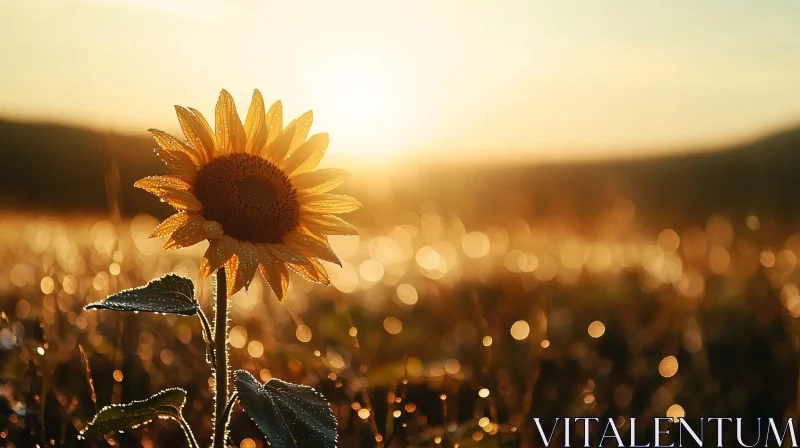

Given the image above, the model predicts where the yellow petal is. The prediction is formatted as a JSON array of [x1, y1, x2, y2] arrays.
[[134, 175, 191, 195], [149, 212, 191, 238], [300, 214, 358, 236], [236, 242, 260, 292], [154, 146, 197, 180], [281, 133, 329, 175], [225, 249, 258, 296], [149, 129, 201, 165], [244, 90, 269, 155], [292, 169, 350, 194], [203, 220, 224, 239], [215, 89, 247, 154], [265, 243, 310, 265], [225, 256, 241, 297], [300, 194, 362, 214], [265, 100, 283, 144], [264, 121, 297, 163], [257, 246, 289, 302], [187, 107, 217, 162], [200, 236, 238, 278], [163, 214, 212, 250], [154, 188, 203, 211], [174, 106, 214, 165], [288, 256, 330, 286], [284, 231, 341, 266], [288, 110, 313, 156]]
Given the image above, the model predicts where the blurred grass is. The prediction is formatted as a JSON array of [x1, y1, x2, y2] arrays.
[[1, 207, 799, 447]]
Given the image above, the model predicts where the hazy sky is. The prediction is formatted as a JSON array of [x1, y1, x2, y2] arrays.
[[1, 0, 799, 165]]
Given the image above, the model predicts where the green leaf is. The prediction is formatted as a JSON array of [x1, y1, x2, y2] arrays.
[[85, 273, 198, 316], [234, 370, 337, 448], [80, 388, 186, 438]]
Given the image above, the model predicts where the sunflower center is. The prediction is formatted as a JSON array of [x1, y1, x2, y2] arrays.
[[193, 153, 300, 244], [237, 175, 277, 207]]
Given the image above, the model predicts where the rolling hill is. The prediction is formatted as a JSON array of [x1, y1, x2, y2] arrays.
[[2, 119, 800, 231]]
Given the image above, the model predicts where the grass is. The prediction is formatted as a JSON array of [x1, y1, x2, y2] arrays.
[[0, 208, 798, 447]]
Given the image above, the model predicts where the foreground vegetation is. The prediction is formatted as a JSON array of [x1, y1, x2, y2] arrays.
[[1, 207, 798, 446]]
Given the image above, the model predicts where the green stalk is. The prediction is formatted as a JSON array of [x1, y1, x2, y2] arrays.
[[178, 413, 200, 448], [211, 267, 229, 448]]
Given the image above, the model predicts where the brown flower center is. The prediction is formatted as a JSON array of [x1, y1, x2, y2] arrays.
[[193, 153, 299, 244]]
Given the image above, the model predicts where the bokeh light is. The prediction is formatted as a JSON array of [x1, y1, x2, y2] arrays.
[[659, 356, 679, 378]]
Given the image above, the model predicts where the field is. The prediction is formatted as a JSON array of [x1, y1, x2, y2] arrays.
[[1, 121, 800, 447]]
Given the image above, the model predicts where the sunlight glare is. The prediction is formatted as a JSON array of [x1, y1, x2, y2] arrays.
[[325, 67, 388, 129], [317, 66, 396, 160]]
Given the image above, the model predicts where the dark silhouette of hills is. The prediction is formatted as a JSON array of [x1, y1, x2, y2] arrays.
[[0, 120, 170, 217], [385, 127, 800, 232], [1, 119, 799, 230]]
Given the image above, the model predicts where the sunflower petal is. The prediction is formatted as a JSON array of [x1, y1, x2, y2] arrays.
[[288, 256, 330, 286], [300, 193, 362, 214], [134, 175, 192, 195], [265, 100, 283, 144], [164, 214, 212, 250], [236, 242, 261, 292], [284, 231, 341, 266], [300, 214, 359, 236], [264, 121, 297, 163], [149, 129, 201, 165], [292, 169, 350, 194], [215, 89, 247, 154], [154, 188, 203, 211], [154, 146, 198, 180], [203, 220, 224, 239], [187, 107, 216, 162], [265, 243, 310, 265], [225, 256, 240, 297], [257, 246, 290, 302], [200, 236, 238, 278], [288, 110, 313, 156], [172, 108, 212, 164], [149, 212, 191, 238], [244, 90, 269, 155], [281, 133, 329, 175]]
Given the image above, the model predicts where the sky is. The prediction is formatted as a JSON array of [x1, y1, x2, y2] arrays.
[[1, 0, 800, 166]]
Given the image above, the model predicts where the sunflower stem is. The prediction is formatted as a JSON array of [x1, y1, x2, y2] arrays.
[[211, 267, 229, 448]]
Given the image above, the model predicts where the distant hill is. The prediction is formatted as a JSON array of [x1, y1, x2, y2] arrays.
[[0, 120, 170, 217], [2, 119, 800, 230], [390, 127, 800, 231]]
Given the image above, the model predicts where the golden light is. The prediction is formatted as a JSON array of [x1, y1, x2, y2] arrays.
[[247, 341, 264, 358], [667, 404, 685, 422], [659, 356, 679, 378], [296, 325, 313, 343], [510, 320, 530, 341], [396, 283, 419, 305], [229, 326, 247, 349], [383, 317, 403, 335], [588, 321, 606, 338], [321, 66, 390, 151]]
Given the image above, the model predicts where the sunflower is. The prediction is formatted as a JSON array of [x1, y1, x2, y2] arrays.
[[135, 90, 360, 299]]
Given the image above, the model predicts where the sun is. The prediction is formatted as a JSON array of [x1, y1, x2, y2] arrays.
[[309, 64, 410, 161], [323, 67, 389, 133]]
